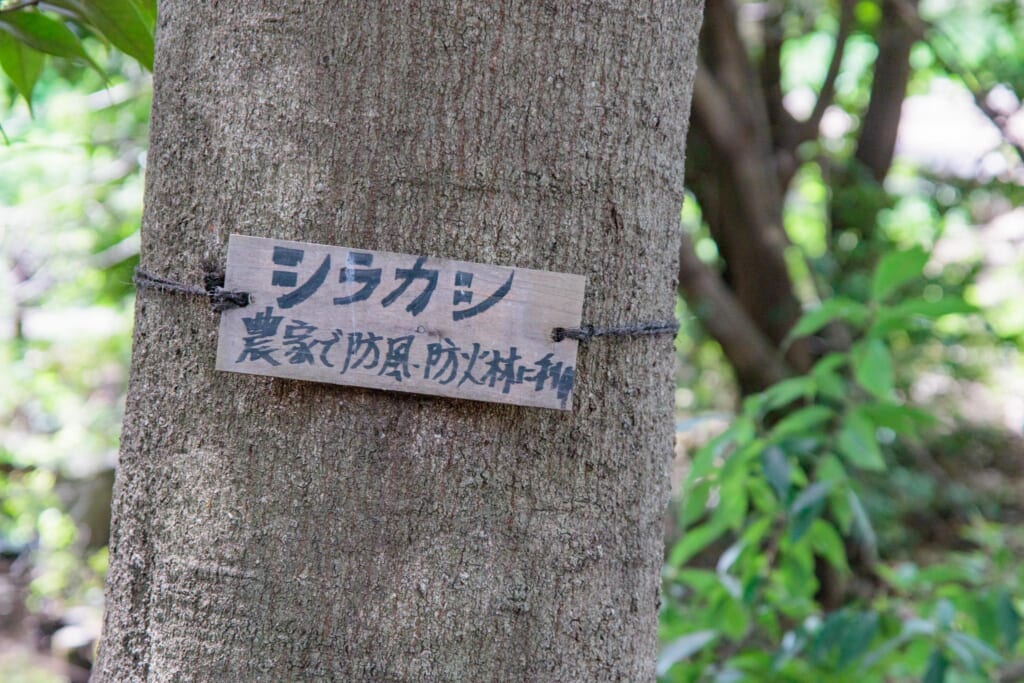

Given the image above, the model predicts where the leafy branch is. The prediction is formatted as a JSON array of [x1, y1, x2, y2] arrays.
[[0, 1, 41, 16], [0, 0, 155, 112]]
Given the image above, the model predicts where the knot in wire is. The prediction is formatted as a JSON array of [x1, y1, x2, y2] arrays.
[[133, 268, 250, 312]]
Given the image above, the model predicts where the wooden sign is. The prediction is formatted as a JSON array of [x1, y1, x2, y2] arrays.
[[215, 234, 586, 410]]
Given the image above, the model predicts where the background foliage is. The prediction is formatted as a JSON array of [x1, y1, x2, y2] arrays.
[[662, 0, 1024, 681], [0, 1, 1021, 681], [1, 1, 150, 679]]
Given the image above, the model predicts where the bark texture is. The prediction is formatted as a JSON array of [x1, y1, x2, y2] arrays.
[[96, 2, 703, 681]]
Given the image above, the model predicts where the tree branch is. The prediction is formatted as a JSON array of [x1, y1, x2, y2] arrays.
[[854, 0, 918, 182], [677, 232, 793, 393], [802, 0, 856, 142], [692, 62, 749, 159], [759, 3, 790, 146], [689, 0, 811, 387]]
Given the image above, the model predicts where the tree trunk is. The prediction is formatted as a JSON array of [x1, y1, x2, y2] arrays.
[[95, 2, 703, 680], [680, 0, 813, 394]]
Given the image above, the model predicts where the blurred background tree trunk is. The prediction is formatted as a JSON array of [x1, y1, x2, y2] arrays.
[[680, 0, 918, 394], [94, 1, 704, 680]]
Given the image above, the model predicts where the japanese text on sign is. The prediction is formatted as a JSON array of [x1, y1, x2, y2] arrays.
[[215, 235, 586, 410]]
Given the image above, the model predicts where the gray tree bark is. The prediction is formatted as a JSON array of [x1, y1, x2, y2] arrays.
[[95, 2, 703, 680]]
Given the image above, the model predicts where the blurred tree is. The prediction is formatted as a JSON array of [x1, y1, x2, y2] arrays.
[[0, 3, 153, 678], [659, 2, 1024, 679], [94, 2, 705, 680], [678, 0, 1022, 394]]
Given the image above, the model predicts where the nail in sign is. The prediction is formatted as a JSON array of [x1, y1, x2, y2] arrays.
[[215, 234, 587, 410]]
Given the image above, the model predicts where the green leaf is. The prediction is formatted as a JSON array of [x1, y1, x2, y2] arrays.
[[761, 446, 790, 501], [922, 649, 948, 683], [739, 516, 773, 548], [770, 405, 835, 441], [787, 297, 870, 341], [788, 481, 832, 541], [668, 522, 728, 567], [0, 30, 43, 109], [135, 0, 157, 29], [934, 599, 956, 629], [895, 296, 977, 317], [686, 416, 754, 484], [789, 481, 832, 518], [680, 479, 711, 526], [944, 632, 1001, 671], [748, 475, 780, 514], [974, 593, 1000, 645], [674, 568, 718, 592], [848, 489, 877, 561], [711, 592, 749, 639], [851, 339, 894, 399], [712, 473, 749, 531], [871, 246, 929, 302], [47, 0, 155, 70], [808, 519, 850, 573], [761, 376, 816, 412], [809, 609, 879, 668], [918, 563, 978, 585], [656, 630, 718, 676], [812, 353, 849, 401], [818, 454, 852, 532], [0, 9, 101, 73], [837, 611, 879, 667], [812, 352, 847, 376], [859, 402, 936, 438], [996, 589, 1021, 650], [870, 296, 979, 336], [837, 408, 886, 471]]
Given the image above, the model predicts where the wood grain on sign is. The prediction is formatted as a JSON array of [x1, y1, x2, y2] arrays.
[[215, 234, 587, 410]]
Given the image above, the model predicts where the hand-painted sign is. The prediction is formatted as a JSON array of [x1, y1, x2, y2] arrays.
[[215, 234, 586, 410]]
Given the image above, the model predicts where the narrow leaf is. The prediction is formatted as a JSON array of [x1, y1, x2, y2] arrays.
[[47, 0, 154, 69], [761, 376, 816, 412], [946, 632, 1001, 665], [943, 632, 1000, 674], [837, 409, 886, 471], [0, 9, 102, 73], [787, 297, 870, 341], [134, 0, 157, 29], [680, 479, 711, 526], [996, 589, 1021, 650], [837, 611, 879, 667], [668, 522, 728, 567], [712, 474, 749, 531], [770, 405, 835, 441], [788, 481, 832, 541], [808, 519, 850, 573], [888, 296, 977, 320], [0, 30, 44, 108], [851, 339, 894, 400], [871, 296, 979, 336], [761, 446, 791, 501], [848, 489, 877, 562], [686, 416, 752, 484], [922, 649, 948, 683], [859, 402, 936, 438], [872, 246, 929, 302], [790, 481, 833, 517]]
